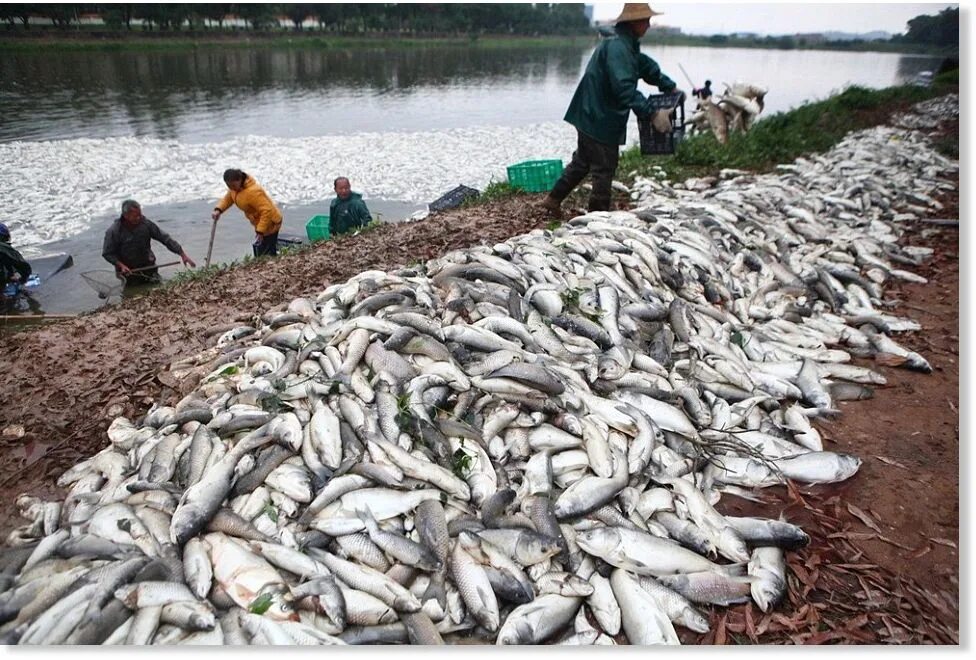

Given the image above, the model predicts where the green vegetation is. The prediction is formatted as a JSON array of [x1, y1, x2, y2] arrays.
[[891, 7, 958, 51], [934, 68, 959, 86], [0, 4, 957, 56], [465, 181, 520, 206], [248, 593, 274, 615], [451, 446, 474, 480], [647, 32, 954, 56], [618, 83, 954, 185]]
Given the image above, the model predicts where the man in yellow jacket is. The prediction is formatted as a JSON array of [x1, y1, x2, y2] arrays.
[[212, 168, 284, 257]]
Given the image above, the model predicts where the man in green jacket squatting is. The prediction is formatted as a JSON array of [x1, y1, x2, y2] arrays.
[[540, 3, 681, 218], [0, 222, 31, 298], [330, 177, 373, 236]]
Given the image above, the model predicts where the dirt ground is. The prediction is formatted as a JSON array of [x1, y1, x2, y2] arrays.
[[0, 155, 959, 644]]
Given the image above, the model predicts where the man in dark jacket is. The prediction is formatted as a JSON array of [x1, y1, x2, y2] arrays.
[[102, 199, 195, 285], [329, 177, 373, 236], [540, 3, 680, 217], [694, 80, 713, 100], [0, 222, 32, 296]]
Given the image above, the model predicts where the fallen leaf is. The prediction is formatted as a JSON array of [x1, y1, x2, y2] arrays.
[[928, 537, 957, 549], [744, 605, 757, 642], [805, 630, 853, 644], [772, 613, 797, 631], [714, 614, 728, 645], [874, 455, 910, 470], [828, 531, 876, 541], [877, 535, 917, 551], [847, 503, 884, 534]]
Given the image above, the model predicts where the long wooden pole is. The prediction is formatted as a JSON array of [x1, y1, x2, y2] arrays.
[[205, 218, 218, 268], [130, 260, 181, 274], [0, 314, 78, 321]]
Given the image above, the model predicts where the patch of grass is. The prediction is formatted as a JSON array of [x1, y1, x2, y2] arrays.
[[934, 68, 959, 86], [354, 219, 385, 235], [619, 84, 949, 186], [464, 180, 522, 206], [165, 235, 329, 288]]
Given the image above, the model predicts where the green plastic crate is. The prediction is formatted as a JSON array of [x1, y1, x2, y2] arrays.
[[306, 215, 331, 242], [506, 159, 563, 193]]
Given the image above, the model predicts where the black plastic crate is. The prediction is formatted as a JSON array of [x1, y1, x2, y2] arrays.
[[637, 92, 686, 156], [429, 184, 480, 213]]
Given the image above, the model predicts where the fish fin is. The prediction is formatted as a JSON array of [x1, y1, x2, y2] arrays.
[[355, 506, 378, 531], [719, 562, 748, 577], [422, 572, 448, 610]]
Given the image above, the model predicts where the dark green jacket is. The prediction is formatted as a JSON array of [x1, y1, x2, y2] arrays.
[[564, 25, 676, 146], [102, 215, 183, 270], [0, 241, 31, 284], [329, 193, 372, 236]]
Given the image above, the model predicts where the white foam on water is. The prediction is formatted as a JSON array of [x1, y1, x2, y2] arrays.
[[1, 122, 578, 251]]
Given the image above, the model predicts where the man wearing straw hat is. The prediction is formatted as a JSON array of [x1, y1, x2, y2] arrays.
[[539, 3, 681, 218]]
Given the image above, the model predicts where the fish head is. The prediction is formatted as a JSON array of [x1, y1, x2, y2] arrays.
[[717, 527, 751, 563], [264, 593, 300, 622], [574, 527, 619, 556], [750, 580, 784, 613], [519, 533, 563, 564], [681, 607, 711, 634], [597, 356, 627, 381]]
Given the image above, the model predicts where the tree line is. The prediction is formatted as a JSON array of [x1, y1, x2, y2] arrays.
[[891, 7, 958, 48], [0, 3, 590, 35], [0, 4, 957, 52]]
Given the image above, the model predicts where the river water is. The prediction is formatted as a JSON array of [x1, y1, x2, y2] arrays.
[[0, 41, 941, 314]]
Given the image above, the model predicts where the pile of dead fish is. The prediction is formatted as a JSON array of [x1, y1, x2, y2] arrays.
[[0, 96, 956, 646], [687, 81, 768, 144]]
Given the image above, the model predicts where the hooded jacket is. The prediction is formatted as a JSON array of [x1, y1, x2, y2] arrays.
[[564, 24, 676, 146], [216, 176, 283, 235], [329, 192, 372, 236]]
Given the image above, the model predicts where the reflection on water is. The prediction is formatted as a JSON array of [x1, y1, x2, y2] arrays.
[[1, 46, 586, 142], [0, 44, 943, 143]]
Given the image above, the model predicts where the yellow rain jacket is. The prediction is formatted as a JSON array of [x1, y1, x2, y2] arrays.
[[215, 176, 283, 235]]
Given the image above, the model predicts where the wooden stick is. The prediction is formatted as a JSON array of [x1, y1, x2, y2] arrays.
[[130, 260, 181, 274], [205, 218, 218, 268], [0, 314, 79, 321]]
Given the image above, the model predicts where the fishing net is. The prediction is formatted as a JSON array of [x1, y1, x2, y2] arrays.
[[80, 270, 124, 300]]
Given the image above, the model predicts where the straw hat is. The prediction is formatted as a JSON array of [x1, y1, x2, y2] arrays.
[[614, 3, 663, 24]]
